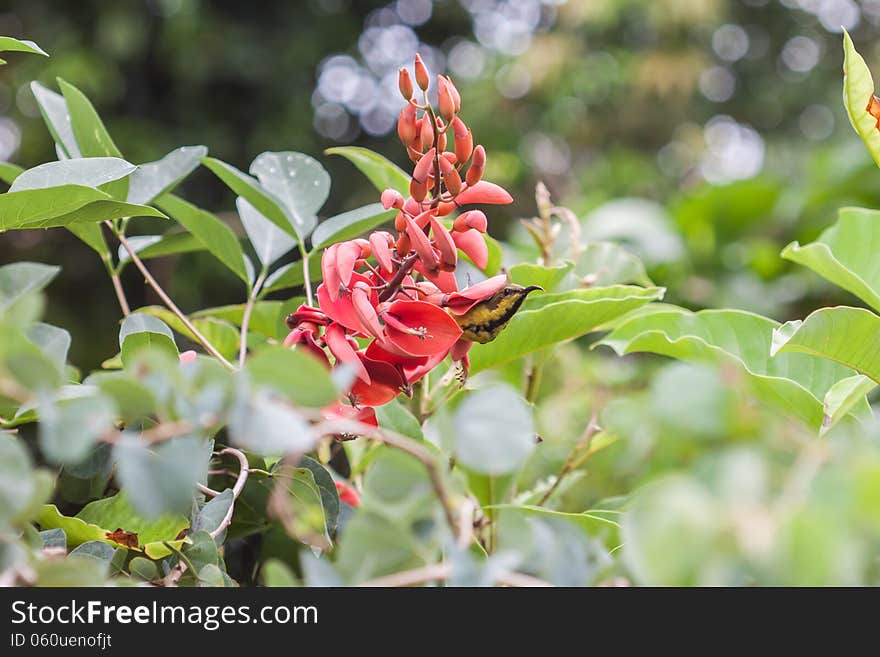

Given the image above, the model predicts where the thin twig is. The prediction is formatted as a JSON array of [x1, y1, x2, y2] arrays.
[[536, 411, 600, 506], [196, 483, 222, 497], [239, 268, 267, 367], [210, 447, 249, 540], [359, 563, 451, 587], [457, 498, 476, 549], [317, 418, 459, 540], [111, 224, 235, 370], [358, 562, 553, 587], [103, 256, 130, 317], [377, 253, 419, 302]]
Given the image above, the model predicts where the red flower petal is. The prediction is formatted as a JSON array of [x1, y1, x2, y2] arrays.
[[455, 181, 513, 206], [382, 299, 462, 357], [324, 323, 370, 383], [352, 282, 383, 338], [443, 275, 507, 314], [351, 354, 406, 406], [316, 272, 378, 334], [430, 217, 457, 271], [321, 243, 342, 302], [369, 231, 394, 272], [404, 215, 439, 272], [452, 229, 488, 270]]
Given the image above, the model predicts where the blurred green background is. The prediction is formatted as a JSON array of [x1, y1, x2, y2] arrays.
[[5, 0, 880, 586], [5, 0, 880, 369]]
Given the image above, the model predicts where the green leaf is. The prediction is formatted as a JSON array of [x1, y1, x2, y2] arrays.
[[0, 436, 41, 528], [138, 305, 239, 362], [261, 559, 300, 586], [58, 78, 127, 200], [38, 391, 115, 465], [486, 504, 621, 552], [38, 494, 189, 558], [575, 241, 654, 287], [0, 36, 48, 58], [250, 151, 330, 241], [192, 301, 282, 338], [192, 489, 233, 537], [266, 465, 332, 549], [9, 157, 135, 193], [119, 312, 178, 366], [229, 389, 315, 455], [58, 78, 123, 158], [117, 231, 206, 263], [468, 285, 665, 374], [129, 556, 159, 580], [30, 82, 81, 159], [184, 531, 219, 572], [310, 203, 395, 250], [85, 371, 157, 424], [772, 306, 880, 386], [600, 307, 858, 430], [26, 322, 70, 372], [843, 31, 880, 168], [451, 384, 535, 475], [820, 374, 876, 437], [298, 456, 340, 534], [202, 157, 298, 239], [237, 196, 297, 267], [68, 223, 109, 255], [155, 193, 248, 283], [0, 162, 23, 185], [69, 540, 116, 564], [127, 145, 207, 205], [508, 261, 573, 292], [376, 398, 424, 441], [782, 207, 880, 313], [0, 262, 59, 312], [261, 257, 322, 295], [114, 434, 211, 518], [325, 146, 410, 196], [0, 186, 165, 231], [247, 345, 338, 407]]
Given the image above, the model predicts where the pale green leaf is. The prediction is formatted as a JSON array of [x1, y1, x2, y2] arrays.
[[325, 146, 410, 196], [310, 203, 395, 250]]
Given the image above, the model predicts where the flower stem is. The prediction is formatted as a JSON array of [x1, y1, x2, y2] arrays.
[[111, 223, 235, 370], [301, 246, 314, 306]]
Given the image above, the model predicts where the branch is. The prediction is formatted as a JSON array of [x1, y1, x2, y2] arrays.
[[536, 411, 600, 506], [300, 246, 314, 307], [210, 447, 249, 540], [358, 562, 553, 587], [239, 268, 267, 367], [378, 253, 419, 302], [316, 418, 459, 540], [102, 255, 130, 317], [111, 224, 235, 370]]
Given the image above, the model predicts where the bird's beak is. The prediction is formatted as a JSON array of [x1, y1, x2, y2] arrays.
[[524, 285, 543, 295]]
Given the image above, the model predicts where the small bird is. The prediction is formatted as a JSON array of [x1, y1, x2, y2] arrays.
[[454, 284, 543, 343]]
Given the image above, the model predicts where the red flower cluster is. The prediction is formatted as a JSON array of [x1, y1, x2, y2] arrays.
[[286, 53, 512, 420]]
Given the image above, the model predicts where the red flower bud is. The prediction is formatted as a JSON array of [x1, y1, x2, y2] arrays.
[[381, 188, 405, 210], [419, 116, 434, 151], [412, 148, 436, 184], [404, 214, 439, 273], [335, 481, 362, 507], [453, 209, 488, 233], [414, 53, 430, 91], [437, 75, 456, 122], [466, 144, 485, 187], [439, 156, 462, 196], [394, 211, 408, 232], [452, 117, 473, 164], [369, 231, 394, 272], [445, 76, 461, 113], [398, 67, 414, 101], [410, 178, 428, 203], [396, 232, 411, 254], [397, 103, 417, 147], [456, 180, 513, 206]]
